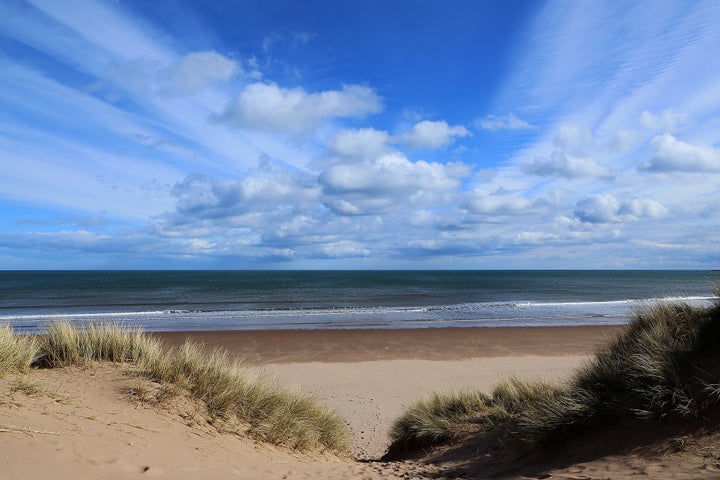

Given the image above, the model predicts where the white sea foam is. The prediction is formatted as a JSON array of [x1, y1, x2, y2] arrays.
[[2, 295, 714, 333]]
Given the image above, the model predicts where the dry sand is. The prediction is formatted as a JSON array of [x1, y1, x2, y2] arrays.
[[265, 356, 588, 459], [2, 326, 719, 479]]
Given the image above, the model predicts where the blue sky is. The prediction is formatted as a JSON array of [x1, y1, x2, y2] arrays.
[[1, 0, 720, 269]]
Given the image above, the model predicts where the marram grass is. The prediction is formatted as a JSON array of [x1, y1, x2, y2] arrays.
[[390, 390, 492, 446], [138, 340, 350, 452], [390, 377, 563, 448], [520, 300, 720, 444], [0, 321, 350, 455], [0, 325, 38, 376], [36, 321, 151, 367], [391, 297, 720, 450]]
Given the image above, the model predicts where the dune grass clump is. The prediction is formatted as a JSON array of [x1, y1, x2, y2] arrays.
[[0, 325, 38, 376], [0, 321, 349, 455], [521, 300, 720, 443], [390, 390, 492, 447], [491, 376, 565, 415], [391, 297, 720, 452], [138, 341, 351, 453], [390, 377, 564, 448], [36, 321, 153, 367]]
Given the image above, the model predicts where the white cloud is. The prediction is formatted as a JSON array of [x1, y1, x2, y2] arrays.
[[400, 120, 470, 149], [574, 194, 668, 223], [524, 151, 615, 179], [465, 190, 540, 216], [161, 51, 239, 95], [617, 196, 669, 219], [169, 164, 320, 224], [319, 152, 467, 214], [638, 109, 691, 132], [327, 128, 391, 159], [640, 134, 720, 173], [320, 153, 462, 195], [217, 82, 382, 133], [476, 113, 536, 131]]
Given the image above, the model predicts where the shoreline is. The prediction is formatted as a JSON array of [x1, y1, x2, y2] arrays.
[[152, 324, 620, 364]]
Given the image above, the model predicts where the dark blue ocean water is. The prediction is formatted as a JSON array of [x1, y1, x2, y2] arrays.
[[0, 270, 715, 333]]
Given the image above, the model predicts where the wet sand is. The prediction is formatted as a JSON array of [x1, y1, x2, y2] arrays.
[[152, 325, 620, 364]]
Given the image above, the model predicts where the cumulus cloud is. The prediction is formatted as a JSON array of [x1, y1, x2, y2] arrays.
[[168, 163, 319, 228], [476, 113, 535, 131], [327, 128, 391, 159], [640, 134, 720, 173], [638, 109, 691, 133], [216, 82, 382, 133], [574, 194, 668, 223], [617, 197, 669, 219], [319, 152, 467, 214], [465, 189, 540, 216], [524, 151, 615, 179], [161, 51, 239, 95], [400, 120, 470, 149]]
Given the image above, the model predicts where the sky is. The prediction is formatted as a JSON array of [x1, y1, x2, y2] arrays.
[[1, 0, 720, 270]]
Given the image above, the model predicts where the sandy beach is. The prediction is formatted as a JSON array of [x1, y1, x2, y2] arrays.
[[155, 326, 617, 459], [2, 325, 718, 479]]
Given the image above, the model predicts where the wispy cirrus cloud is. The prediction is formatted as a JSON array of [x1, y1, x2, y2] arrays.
[[638, 109, 692, 133], [476, 113, 536, 131], [159, 51, 241, 96]]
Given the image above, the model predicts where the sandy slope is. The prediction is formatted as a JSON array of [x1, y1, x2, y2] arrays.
[[0, 365, 356, 480], [0, 356, 582, 479]]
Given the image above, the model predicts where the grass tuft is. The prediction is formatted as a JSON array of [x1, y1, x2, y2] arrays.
[[390, 390, 492, 447], [0, 325, 38, 376], [391, 377, 564, 448], [491, 376, 565, 415], [36, 321, 154, 367]]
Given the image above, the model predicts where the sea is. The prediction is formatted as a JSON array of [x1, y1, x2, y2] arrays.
[[0, 270, 715, 333]]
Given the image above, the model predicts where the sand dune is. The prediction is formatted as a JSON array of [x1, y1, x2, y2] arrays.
[[2, 326, 718, 479]]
